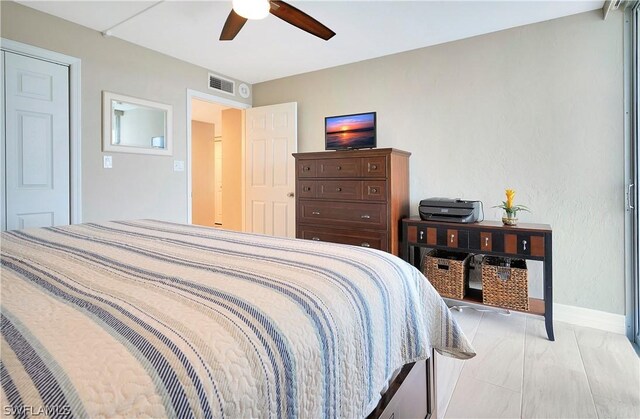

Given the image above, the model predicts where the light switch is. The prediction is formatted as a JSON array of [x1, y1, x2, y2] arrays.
[[173, 160, 185, 172], [103, 155, 113, 169]]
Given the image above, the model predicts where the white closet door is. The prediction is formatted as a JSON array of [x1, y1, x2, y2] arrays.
[[4, 52, 70, 230]]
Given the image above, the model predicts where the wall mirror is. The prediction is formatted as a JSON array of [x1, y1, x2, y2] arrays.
[[102, 91, 173, 156]]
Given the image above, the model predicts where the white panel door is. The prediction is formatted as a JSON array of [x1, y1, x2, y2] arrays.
[[4, 52, 70, 230], [245, 102, 297, 237]]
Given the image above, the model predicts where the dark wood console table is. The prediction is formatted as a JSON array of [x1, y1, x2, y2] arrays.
[[402, 217, 554, 341]]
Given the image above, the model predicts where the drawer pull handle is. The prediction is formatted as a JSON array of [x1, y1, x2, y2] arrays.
[[523, 240, 527, 251], [303, 166, 311, 171], [451, 234, 455, 243], [371, 164, 378, 170], [303, 187, 311, 192], [312, 211, 321, 215], [371, 188, 378, 193], [361, 242, 371, 248], [485, 237, 489, 247], [336, 187, 342, 192], [419, 231, 424, 240], [337, 166, 342, 171], [311, 237, 320, 241], [361, 214, 371, 219]]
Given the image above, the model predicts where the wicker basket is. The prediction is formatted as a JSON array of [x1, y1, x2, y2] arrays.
[[422, 250, 471, 299], [482, 257, 529, 311]]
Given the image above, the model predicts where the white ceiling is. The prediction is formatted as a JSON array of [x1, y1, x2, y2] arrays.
[[18, 1, 604, 84]]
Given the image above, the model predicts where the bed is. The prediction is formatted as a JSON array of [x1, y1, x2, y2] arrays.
[[0, 220, 474, 418]]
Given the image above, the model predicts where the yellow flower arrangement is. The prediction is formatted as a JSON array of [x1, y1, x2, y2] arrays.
[[494, 188, 530, 218], [505, 189, 515, 209]]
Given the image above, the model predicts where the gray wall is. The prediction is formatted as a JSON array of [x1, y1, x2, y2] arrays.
[[254, 11, 625, 315], [1, 1, 251, 223]]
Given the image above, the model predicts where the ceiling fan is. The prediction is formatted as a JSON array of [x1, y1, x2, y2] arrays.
[[220, 0, 335, 41]]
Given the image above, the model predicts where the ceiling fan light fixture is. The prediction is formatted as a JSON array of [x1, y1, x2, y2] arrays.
[[232, 0, 270, 20]]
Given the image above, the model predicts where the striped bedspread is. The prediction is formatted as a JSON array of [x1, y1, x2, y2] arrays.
[[0, 220, 474, 418]]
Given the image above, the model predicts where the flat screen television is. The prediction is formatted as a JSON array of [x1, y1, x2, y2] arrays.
[[325, 112, 376, 150]]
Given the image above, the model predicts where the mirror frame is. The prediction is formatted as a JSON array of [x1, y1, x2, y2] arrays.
[[102, 91, 173, 156]]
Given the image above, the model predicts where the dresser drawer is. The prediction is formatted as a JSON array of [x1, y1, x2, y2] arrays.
[[299, 200, 388, 229], [317, 158, 361, 177], [363, 180, 386, 201], [468, 231, 547, 257], [479, 232, 493, 252], [298, 181, 317, 198], [297, 180, 388, 202], [317, 180, 362, 200], [469, 230, 494, 252], [504, 233, 545, 257], [362, 156, 387, 177], [298, 161, 317, 178], [298, 225, 388, 251], [414, 225, 470, 249]]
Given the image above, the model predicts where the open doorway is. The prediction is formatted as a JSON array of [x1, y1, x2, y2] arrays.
[[188, 91, 247, 231], [187, 89, 298, 238]]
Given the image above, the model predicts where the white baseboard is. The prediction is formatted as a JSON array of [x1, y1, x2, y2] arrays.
[[553, 303, 626, 334]]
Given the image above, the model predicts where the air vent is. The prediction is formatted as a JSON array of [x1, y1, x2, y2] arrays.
[[208, 73, 235, 95]]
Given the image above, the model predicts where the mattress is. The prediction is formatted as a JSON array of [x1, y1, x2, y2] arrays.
[[0, 220, 474, 418]]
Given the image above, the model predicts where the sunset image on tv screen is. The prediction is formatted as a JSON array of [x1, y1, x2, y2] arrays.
[[326, 113, 375, 149]]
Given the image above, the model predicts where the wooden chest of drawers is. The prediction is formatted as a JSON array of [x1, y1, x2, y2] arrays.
[[293, 148, 410, 255]]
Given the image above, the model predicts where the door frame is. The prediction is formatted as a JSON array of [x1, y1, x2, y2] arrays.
[[213, 138, 223, 225], [185, 88, 249, 227], [624, 6, 639, 347], [1, 38, 82, 225]]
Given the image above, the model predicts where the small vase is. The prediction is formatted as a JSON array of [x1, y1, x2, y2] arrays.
[[502, 212, 517, 226]]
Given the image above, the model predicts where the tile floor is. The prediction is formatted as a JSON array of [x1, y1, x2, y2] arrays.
[[437, 309, 640, 419]]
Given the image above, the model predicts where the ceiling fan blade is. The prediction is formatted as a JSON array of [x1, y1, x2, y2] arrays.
[[220, 9, 248, 41], [269, 1, 335, 41]]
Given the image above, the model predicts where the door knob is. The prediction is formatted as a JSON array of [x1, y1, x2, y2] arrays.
[[287, 192, 294, 197]]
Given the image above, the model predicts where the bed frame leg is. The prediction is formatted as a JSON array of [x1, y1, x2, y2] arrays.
[[367, 349, 437, 419], [427, 349, 437, 419]]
